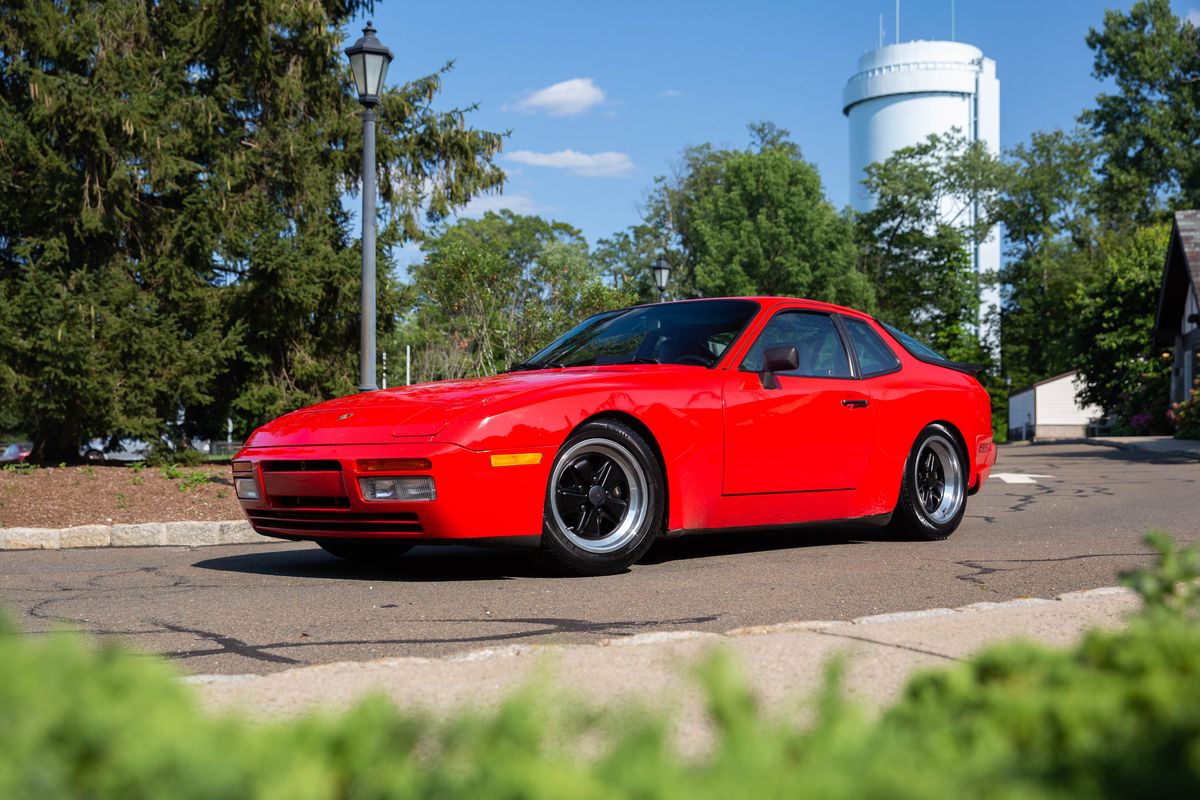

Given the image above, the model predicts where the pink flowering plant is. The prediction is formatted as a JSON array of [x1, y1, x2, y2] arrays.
[[1169, 385, 1200, 440]]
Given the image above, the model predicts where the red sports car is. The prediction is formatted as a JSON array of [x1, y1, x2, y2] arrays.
[[233, 298, 996, 575]]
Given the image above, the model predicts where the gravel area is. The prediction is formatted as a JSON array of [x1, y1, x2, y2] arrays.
[[0, 463, 243, 528]]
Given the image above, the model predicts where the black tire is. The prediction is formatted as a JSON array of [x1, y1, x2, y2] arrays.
[[541, 419, 664, 576], [888, 424, 968, 541], [84, 449, 104, 463], [316, 539, 414, 562]]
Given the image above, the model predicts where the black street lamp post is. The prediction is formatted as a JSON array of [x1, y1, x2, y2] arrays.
[[653, 258, 672, 303], [345, 22, 393, 391]]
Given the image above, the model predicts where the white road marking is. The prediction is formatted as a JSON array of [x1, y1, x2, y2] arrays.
[[994, 473, 1055, 484]]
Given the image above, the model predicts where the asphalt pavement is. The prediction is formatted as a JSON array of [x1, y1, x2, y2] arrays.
[[0, 441, 1195, 675]]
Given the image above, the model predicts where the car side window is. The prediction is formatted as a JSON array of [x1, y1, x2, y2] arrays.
[[843, 318, 901, 376], [740, 311, 851, 379]]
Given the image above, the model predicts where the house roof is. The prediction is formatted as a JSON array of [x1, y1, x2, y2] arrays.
[[1153, 211, 1200, 344], [1010, 370, 1081, 398]]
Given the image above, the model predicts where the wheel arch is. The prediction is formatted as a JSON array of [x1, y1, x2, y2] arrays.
[[574, 410, 672, 531], [928, 419, 970, 472]]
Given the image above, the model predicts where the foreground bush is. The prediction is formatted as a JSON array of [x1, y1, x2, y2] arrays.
[[1, 535, 1198, 799]]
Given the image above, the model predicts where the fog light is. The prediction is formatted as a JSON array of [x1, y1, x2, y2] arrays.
[[235, 477, 260, 500], [360, 476, 436, 502]]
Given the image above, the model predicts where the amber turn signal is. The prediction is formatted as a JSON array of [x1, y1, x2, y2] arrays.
[[356, 458, 433, 472], [231, 460, 254, 475], [489, 453, 543, 467]]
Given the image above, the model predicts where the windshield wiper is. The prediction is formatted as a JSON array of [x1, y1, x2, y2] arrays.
[[506, 361, 564, 372]]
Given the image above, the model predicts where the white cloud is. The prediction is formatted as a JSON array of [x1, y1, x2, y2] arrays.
[[659, 89, 683, 98], [510, 78, 606, 116], [1189, 9, 1200, 26], [505, 149, 634, 177], [458, 191, 545, 217]]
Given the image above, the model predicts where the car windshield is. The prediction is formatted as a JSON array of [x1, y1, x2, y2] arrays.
[[511, 299, 760, 370], [880, 322, 951, 364]]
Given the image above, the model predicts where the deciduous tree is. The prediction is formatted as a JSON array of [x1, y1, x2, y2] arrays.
[[620, 123, 871, 307], [400, 212, 632, 382], [1082, 0, 1200, 222], [856, 131, 1006, 362]]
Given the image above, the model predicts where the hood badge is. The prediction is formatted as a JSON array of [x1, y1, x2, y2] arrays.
[[336, 412, 353, 421]]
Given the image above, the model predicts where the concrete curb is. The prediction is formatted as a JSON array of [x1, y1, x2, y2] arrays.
[[186, 586, 1140, 681], [0, 520, 266, 550], [1042, 437, 1200, 461], [187, 587, 1144, 735]]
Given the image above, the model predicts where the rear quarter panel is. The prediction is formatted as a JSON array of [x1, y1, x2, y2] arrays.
[[855, 356, 992, 515]]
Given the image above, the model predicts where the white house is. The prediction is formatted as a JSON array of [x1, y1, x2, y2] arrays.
[[1008, 371, 1104, 441]]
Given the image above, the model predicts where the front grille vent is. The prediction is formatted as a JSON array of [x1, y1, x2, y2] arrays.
[[248, 509, 422, 535], [272, 496, 351, 509]]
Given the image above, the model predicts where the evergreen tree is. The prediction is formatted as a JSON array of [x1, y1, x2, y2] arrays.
[[0, 0, 503, 461]]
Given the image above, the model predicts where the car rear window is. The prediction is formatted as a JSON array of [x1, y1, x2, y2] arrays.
[[880, 322, 952, 365], [843, 318, 901, 376]]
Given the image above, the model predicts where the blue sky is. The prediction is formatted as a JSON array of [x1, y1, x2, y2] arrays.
[[356, 1, 1198, 265]]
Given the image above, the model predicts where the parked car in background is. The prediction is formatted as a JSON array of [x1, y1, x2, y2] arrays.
[[0, 442, 32, 464], [233, 297, 996, 575], [80, 437, 211, 462]]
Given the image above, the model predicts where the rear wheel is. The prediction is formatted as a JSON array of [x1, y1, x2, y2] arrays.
[[316, 539, 414, 563], [889, 424, 967, 540], [541, 419, 664, 576]]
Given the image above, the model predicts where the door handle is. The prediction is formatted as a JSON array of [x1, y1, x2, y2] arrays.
[[841, 398, 869, 408]]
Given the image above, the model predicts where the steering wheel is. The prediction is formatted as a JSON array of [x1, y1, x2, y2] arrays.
[[673, 353, 716, 367]]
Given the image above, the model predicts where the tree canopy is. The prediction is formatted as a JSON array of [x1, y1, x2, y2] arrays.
[[400, 212, 633, 382], [1083, 0, 1200, 222], [0, 0, 503, 460], [605, 123, 871, 309], [856, 131, 1006, 362], [1070, 225, 1171, 426]]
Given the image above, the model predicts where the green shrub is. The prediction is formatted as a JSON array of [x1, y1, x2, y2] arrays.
[[0, 536, 1198, 798], [1169, 386, 1200, 440], [176, 471, 210, 492], [146, 447, 207, 468]]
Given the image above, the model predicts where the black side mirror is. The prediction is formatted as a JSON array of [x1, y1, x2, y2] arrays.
[[760, 345, 798, 390]]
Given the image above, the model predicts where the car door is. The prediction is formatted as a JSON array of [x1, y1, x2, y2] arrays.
[[722, 310, 875, 495]]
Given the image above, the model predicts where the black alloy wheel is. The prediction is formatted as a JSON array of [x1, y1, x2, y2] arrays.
[[542, 419, 663, 576], [888, 423, 968, 540]]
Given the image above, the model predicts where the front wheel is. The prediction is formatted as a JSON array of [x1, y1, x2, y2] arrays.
[[541, 419, 664, 576], [889, 424, 967, 540]]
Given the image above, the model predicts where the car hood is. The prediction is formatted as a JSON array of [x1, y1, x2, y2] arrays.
[[244, 369, 622, 448]]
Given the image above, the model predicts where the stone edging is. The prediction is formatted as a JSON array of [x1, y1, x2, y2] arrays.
[[0, 520, 264, 550], [182, 587, 1139, 685]]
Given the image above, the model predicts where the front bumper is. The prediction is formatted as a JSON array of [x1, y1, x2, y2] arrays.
[[234, 442, 555, 542]]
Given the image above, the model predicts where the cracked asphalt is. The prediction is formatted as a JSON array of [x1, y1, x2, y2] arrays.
[[1, 442, 1196, 675]]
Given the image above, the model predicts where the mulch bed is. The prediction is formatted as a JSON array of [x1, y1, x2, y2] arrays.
[[0, 463, 244, 529]]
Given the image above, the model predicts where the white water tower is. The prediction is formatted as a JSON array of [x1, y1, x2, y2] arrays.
[[843, 40, 1000, 344]]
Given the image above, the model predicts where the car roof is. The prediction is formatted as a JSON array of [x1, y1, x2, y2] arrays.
[[623, 296, 876, 322]]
